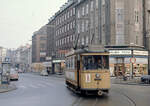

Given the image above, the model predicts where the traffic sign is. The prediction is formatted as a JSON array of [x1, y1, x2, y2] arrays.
[[130, 58, 136, 64]]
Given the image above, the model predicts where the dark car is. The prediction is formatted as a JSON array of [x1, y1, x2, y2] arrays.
[[141, 75, 150, 84]]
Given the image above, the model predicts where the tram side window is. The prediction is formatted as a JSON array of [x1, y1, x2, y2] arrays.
[[83, 55, 109, 70], [66, 56, 75, 70]]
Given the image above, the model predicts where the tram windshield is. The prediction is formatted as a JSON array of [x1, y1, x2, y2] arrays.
[[82, 55, 109, 70]]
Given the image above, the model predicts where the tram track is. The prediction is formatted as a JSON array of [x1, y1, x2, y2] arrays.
[[119, 92, 136, 106], [71, 97, 83, 106], [92, 97, 98, 106], [113, 90, 137, 106]]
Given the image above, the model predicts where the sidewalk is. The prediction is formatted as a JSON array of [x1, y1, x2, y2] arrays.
[[0, 84, 17, 93], [111, 77, 150, 86]]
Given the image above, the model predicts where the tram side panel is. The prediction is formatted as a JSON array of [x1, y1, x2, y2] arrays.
[[65, 55, 78, 88], [80, 71, 111, 90]]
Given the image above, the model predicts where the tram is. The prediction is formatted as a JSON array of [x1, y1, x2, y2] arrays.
[[65, 46, 110, 96]]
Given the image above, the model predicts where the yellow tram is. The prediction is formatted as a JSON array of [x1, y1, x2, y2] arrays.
[[65, 47, 110, 96]]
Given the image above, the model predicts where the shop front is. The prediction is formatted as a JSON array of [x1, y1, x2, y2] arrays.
[[108, 48, 148, 77]]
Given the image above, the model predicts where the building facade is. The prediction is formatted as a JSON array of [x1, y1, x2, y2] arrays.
[[32, 25, 47, 63], [144, 0, 150, 73], [46, 17, 55, 58], [45, 0, 149, 75], [54, 0, 76, 60]]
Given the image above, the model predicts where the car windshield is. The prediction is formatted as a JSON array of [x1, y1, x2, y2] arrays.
[[10, 70, 17, 74], [82, 55, 109, 70]]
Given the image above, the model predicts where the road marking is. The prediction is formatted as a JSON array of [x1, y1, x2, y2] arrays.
[[41, 82, 54, 87], [29, 84, 39, 88], [37, 84, 47, 88], [18, 85, 27, 89]]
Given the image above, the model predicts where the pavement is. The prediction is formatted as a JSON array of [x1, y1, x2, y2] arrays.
[[111, 77, 150, 86], [0, 83, 17, 93]]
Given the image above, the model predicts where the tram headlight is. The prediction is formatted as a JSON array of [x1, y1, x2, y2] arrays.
[[95, 73, 100, 78]]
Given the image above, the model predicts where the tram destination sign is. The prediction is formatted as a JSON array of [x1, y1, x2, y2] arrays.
[[109, 50, 132, 55]]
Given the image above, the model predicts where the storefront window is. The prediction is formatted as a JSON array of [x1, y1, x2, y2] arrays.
[[82, 55, 109, 70]]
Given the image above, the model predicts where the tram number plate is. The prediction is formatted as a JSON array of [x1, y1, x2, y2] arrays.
[[94, 78, 101, 81]]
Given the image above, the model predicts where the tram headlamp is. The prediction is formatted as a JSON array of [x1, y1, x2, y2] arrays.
[[95, 73, 100, 78]]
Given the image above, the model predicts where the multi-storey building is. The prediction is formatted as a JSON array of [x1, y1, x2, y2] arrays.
[[76, 0, 111, 47], [71, 0, 149, 76], [144, 0, 150, 73], [46, 17, 55, 58], [32, 25, 47, 63], [54, 0, 76, 60], [45, 0, 150, 75]]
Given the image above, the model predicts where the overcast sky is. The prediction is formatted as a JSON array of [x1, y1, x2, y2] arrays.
[[0, 0, 66, 49]]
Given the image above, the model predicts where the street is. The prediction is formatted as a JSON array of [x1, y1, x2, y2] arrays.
[[0, 73, 150, 106]]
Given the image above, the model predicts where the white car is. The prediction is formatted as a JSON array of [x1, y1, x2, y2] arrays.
[[40, 70, 48, 76]]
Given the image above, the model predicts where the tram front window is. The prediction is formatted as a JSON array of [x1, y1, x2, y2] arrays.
[[82, 55, 109, 70]]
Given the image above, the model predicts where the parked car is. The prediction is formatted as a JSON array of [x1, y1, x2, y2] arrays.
[[40, 70, 48, 76], [18, 69, 23, 73], [141, 75, 150, 84], [10, 69, 19, 81]]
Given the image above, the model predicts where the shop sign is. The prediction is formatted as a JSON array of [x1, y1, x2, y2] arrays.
[[53, 60, 65, 63], [40, 52, 46, 56], [109, 50, 131, 55], [43, 62, 52, 67], [46, 57, 52, 61], [133, 50, 148, 56]]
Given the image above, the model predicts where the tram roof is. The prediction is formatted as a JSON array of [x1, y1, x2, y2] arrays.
[[66, 45, 108, 57]]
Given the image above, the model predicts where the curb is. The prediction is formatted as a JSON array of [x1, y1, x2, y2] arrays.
[[0, 84, 17, 93], [112, 82, 150, 86]]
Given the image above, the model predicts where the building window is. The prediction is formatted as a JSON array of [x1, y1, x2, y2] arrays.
[[116, 9, 124, 23], [96, 0, 98, 8], [86, 20, 89, 31], [148, 12, 150, 25], [82, 37, 84, 45], [102, 0, 105, 5], [78, 10, 80, 18], [135, 10, 139, 23], [78, 23, 80, 33], [70, 9, 73, 17], [73, 8, 76, 15], [68, 11, 70, 19], [82, 21, 85, 32], [70, 22, 73, 29], [136, 36, 138, 44], [68, 24, 70, 31], [65, 13, 66, 20], [82, 6, 85, 16], [86, 36, 89, 44], [73, 20, 75, 28], [86, 4, 89, 14], [65, 25, 67, 32], [91, 1, 94, 11]]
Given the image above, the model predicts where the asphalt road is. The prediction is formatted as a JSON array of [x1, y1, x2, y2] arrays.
[[0, 73, 150, 106]]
